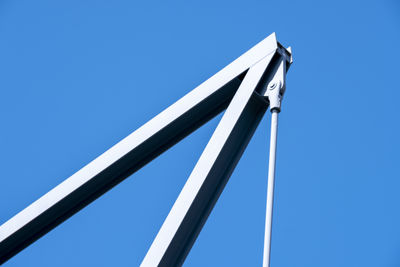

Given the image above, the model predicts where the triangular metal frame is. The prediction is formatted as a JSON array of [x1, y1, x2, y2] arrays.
[[0, 33, 292, 266]]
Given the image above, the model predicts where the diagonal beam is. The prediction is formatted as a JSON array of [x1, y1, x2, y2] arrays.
[[0, 33, 279, 264], [140, 52, 277, 267]]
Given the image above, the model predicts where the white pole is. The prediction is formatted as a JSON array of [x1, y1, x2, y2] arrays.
[[262, 109, 279, 267]]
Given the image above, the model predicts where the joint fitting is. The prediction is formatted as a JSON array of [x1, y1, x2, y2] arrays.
[[265, 80, 285, 112]]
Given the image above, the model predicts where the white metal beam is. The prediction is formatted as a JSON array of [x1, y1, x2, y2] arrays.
[[0, 33, 281, 264], [140, 53, 276, 267]]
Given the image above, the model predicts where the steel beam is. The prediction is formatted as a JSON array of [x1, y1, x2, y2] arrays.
[[0, 33, 280, 264], [140, 53, 277, 267]]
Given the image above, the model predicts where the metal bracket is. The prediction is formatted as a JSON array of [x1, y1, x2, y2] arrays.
[[263, 47, 291, 112]]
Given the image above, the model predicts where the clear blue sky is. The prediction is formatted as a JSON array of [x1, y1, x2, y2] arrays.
[[1, 1, 399, 266]]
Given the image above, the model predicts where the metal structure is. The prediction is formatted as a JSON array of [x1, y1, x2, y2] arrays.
[[0, 33, 292, 266]]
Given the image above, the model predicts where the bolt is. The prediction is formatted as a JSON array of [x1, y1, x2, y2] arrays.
[[268, 82, 277, 90]]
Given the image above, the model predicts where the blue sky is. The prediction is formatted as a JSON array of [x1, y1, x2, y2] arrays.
[[0, 1, 399, 266]]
